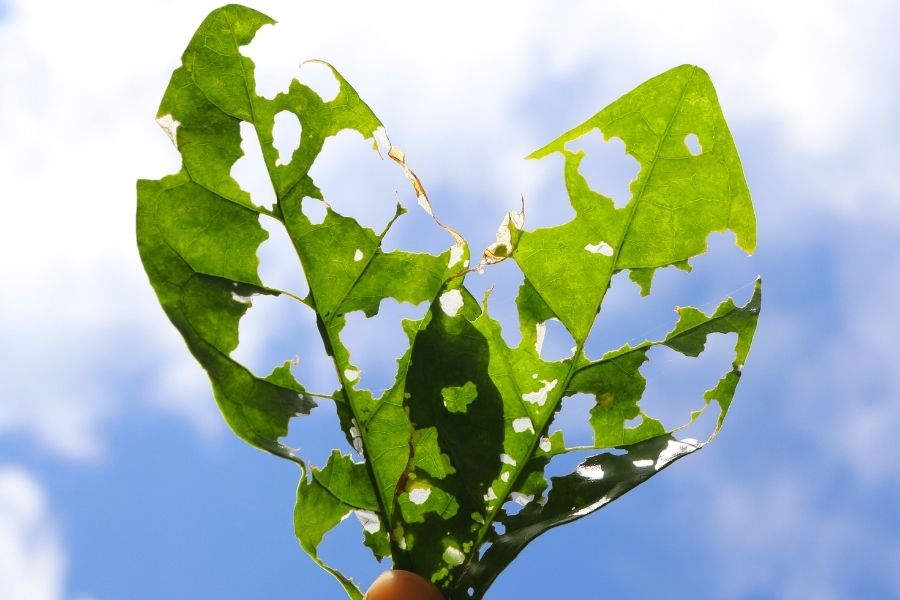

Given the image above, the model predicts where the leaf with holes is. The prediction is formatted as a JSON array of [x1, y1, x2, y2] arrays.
[[137, 5, 761, 599]]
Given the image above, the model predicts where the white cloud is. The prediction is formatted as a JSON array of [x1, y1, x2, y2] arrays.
[[0, 1, 221, 460], [0, 466, 67, 600], [656, 238, 900, 597], [787, 237, 900, 484], [688, 473, 900, 599]]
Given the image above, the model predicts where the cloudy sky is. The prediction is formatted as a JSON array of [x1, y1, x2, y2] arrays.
[[2, 0, 899, 598]]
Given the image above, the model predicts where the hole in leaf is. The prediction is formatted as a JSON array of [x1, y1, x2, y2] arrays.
[[298, 61, 341, 102], [624, 415, 642, 428], [238, 22, 296, 99], [300, 196, 327, 225], [408, 487, 432, 505], [308, 130, 400, 231], [477, 541, 492, 561], [518, 153, 576, 231], [317, 508, 387, 589], [232, 121, 276, 209], [281, 398, 349, 468], [373, 138, 460, 256], [339, 300, 430, 396], [685, 231, 759, 303], [674, 400, 721, 443], [439, 289, 464, 317], [543, 448, 593, 481], [272, 110, 302, 166], [587, 232, 756, 360], [587, 271, 677, 358], [684, 133, 702, 156], [378, 193, 461, 256], [565, 130, 640, 208], [257, 215, 308, 298], [549, 393, 594, 448], [639, 332, 737, 431], [536, 318, 576, 361], [501, 493, 533, 517], [464, 260, 523, 350], [232, 293, 338, 395]]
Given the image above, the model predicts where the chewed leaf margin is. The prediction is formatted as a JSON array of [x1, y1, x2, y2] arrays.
[[137, 3, 467, 596], [138, 5, 761, 599], [447, 281, 761, 598]]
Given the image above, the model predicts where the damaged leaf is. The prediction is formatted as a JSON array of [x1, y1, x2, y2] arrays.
[[138, 5, 761, 599]]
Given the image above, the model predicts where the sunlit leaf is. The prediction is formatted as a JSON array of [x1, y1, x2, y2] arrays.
[[138, 5, 761, 598]]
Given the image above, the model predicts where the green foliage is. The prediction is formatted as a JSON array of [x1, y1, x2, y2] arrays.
[[137, 5, 761, 598]]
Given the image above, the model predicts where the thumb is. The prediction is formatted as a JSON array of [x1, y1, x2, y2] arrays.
[[364, 570, 444, 600]]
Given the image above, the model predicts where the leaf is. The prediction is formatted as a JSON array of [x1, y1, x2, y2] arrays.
[[570, 280, 762, 447], [137, 173, 316, 458], [520, 65, 755, 337], [138, 6, 761, 599], [295, 451, 381, 599], [455, 433, 701, 596]]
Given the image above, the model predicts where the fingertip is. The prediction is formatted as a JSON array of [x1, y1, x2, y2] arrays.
[[365, 570, 443, 600]]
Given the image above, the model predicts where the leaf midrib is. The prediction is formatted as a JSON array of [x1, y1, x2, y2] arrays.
[[211, 17, 403, 552]]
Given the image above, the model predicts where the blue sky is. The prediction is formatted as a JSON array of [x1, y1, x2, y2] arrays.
[[2, 1, 900, 599]]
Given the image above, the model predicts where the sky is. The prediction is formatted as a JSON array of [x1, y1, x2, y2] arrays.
[[1, 0, 899, 598]]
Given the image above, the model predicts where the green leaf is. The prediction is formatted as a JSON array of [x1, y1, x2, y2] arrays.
[[139, 6, 761, 599], [441, 382, 479, 414], [412, 427, 457, 479], [296, 451, 381, 599], [520, 65, 755, 337], [136, 173, 315, 458]]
